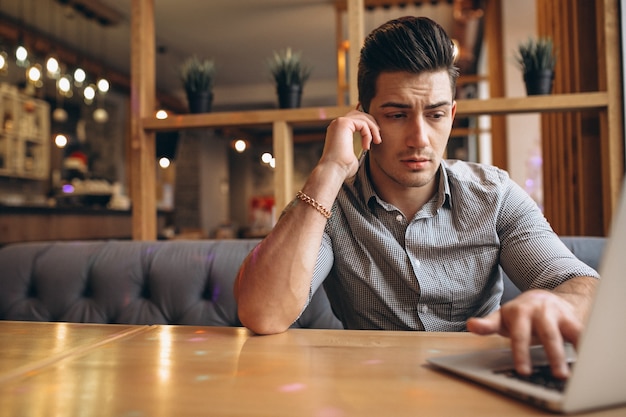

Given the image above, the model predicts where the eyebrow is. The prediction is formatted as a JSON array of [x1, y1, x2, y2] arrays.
[[379, 100, 452, 110]]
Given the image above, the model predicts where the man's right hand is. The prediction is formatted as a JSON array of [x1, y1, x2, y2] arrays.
[[319, 109, 382, 181]]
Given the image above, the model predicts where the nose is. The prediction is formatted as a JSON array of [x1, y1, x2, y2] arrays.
[[405, 116, 429, 149]]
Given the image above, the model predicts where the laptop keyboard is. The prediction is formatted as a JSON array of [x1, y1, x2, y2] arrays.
[[494, 363, 573, 392]]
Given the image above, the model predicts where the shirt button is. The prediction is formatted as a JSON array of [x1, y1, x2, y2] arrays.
[[395, 214, 403, 222], [420, 305, 429, 314], [414, 259, 421, 268]]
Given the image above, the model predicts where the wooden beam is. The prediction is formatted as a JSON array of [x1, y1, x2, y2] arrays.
[[600, 0, 625, 231], [483, 0, 507, 170], [347, 0, 364, 106], [272, 121, 294, 214], [130, 0, 157, 240]]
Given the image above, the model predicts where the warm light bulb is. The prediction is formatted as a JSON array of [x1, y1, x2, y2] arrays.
[[97, 78, 109, 93], [46, 56, 59, 76], [269, 157, 276, 169], [53, 107, 68, 122], [54, 134, 68, 148], [74, 68, 86, 84], [233, 139, 247, 153], [0, 52, 6, 70], [93, 108, 109, 123], [261, 152, 273, 164], [83, 85, 96, 100], [155, 110, 168, 119], [159, 157, 171, 168], [27, 65, 41, 82], [15, 45, 28, 62], [58, 75, 71, 93]]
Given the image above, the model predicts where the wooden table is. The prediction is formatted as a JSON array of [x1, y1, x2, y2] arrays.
[[0, 321, 623, 416]]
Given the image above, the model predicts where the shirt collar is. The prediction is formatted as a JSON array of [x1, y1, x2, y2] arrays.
[[353, 152, 453, 211]]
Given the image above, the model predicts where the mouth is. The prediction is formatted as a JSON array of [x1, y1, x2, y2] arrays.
[[400, 155, 431, 170]]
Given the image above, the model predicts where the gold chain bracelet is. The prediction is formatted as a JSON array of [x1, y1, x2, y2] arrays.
[[296, 191, 332, 220]]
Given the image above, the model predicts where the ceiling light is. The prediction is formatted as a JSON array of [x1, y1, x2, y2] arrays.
[[159, 157, 171, 168], [26, 64, 42, 82], [93, 108, 109, 123], [54, 134, 68, 148], [0, 52, 7, 71], [74, 68, 86, 85], [261, 152, 273, 164], [52, 107, 68, 122], [233, 139, 247, 153], [58, 75, 72, 94], [97, 78, 109, 93], [46, 56, 60, 77], [83, 84, 96, 101], [15, 45, 28, 63]]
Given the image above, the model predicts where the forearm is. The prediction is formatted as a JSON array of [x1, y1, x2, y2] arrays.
[[235, 163, 345, 334], [552, 275, 599, 323]]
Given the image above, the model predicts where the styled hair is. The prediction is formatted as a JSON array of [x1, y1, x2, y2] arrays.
[[357, 16, 459, 112]]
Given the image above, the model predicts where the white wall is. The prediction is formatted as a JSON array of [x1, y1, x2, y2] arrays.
[[502, 0, 543, 206]]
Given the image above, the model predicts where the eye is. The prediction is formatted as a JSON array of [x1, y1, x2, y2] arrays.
[[386, 112, 407, 120]]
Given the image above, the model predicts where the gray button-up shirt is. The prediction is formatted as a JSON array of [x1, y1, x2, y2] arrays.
[[308, 156, 599, 331]]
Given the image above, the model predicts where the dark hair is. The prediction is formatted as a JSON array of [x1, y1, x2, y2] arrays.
[[357, 16, 459, 112]]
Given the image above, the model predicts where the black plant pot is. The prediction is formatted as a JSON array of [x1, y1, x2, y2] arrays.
[[523, 70, 554, 96], [277, 84, 302, 109], [186, 91, 213, 113]]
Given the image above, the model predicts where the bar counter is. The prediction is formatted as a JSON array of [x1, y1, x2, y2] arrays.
[[0, 204, 169, 244]]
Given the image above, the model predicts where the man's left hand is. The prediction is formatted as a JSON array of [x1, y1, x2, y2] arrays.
[[466, 283, 594, 379]]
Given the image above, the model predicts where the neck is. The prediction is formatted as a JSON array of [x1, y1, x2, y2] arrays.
[[366, 155, 440, 219]]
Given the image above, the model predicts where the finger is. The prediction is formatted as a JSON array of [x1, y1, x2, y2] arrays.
[[466, 312, 502, 336], [534, 316, 569, 379], [356, 120, 381, 150], [559, 315, 583, 349], [507, 312, 533, 376]]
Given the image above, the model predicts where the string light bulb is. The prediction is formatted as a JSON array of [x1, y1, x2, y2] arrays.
[[97, 78, 109, 93], [73, 67, 86, 85], [46, 56, 60, 78], [15, 45, 28, 64]]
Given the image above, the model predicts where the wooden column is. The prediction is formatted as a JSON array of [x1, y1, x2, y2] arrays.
[[537, 0, 623, 236], [272, 121, 294, 214], [346, 0, 364, 106], [600, 0, 625, 229], [130, 0, 157, 240], [483, 0, 507, 170]]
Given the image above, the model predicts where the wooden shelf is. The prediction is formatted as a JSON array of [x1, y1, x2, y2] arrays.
[[142, 92, 609, 132], [130, 0, 622, 240]]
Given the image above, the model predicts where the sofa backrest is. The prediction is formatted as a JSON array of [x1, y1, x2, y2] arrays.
[[0, 236, 606, 328], [0, 239, 343, 329]]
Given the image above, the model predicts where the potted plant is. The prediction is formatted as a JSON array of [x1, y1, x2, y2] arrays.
[[514, 37, 557, 95], [180, 55, 216, 113], [268, 47, 312, 108]]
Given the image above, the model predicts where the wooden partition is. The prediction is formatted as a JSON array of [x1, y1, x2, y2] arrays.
[[537, 0, 624, 235]]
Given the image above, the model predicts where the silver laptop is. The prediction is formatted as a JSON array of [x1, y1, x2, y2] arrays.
[[427, 182, 626, 414]]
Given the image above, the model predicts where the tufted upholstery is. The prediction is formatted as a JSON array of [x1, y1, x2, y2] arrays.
[[0, 237, 605, 328], [0, 239, 343, 329]]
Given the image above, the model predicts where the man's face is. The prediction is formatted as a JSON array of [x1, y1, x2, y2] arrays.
[[367, 70, 456, 197]]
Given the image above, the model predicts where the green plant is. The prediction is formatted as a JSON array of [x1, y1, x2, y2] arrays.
[[514, 37, 557, 74], [180, 55, 215, 94], [268, 47, 312, 87]]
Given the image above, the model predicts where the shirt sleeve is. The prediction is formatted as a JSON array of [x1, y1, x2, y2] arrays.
[[497, 179, 600, 291]]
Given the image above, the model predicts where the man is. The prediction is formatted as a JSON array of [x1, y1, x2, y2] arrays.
[[235, 16, 598, 380]]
